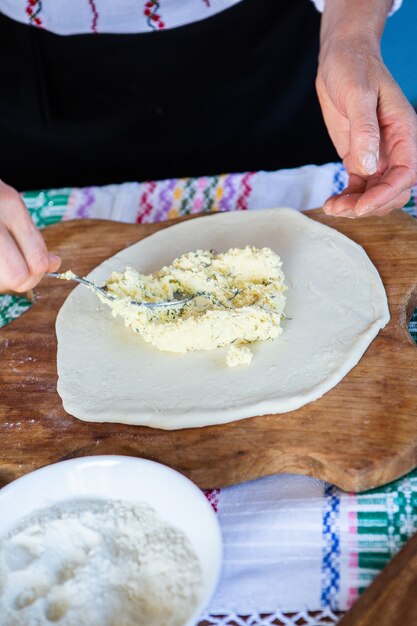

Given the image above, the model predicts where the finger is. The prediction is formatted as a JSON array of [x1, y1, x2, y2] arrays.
[[346, 89, 380, 176], [324, 193, 361, 216], [337, 189, 411, 219], [332, 186, 411, 218], [361, 190, 412, 217], [354, 165, 415, 215], [345, 171, 371, 192], [323, 168, 371, 215], [7, 210, 51, 277], [330, 208, 357, 219], [326, 189, 369, 216], [332, 172, 371, 214], [0, 187, 59, 276], [322, 196, 336, 215], [47, 254, 62, 273], [0, 224, 32, 293], [0, 183, 61, 289]]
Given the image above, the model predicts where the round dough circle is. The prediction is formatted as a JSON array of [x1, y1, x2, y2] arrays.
[[56, 208, 389, 429]]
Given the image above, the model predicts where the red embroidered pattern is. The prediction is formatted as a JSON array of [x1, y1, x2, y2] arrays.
[[236, 171, 255, 210], [26, 0, 43, 27], [88, 0, 99, 33], [144, 1, 165, 30], [137, 180, 157, 223], [204, 489, 221, 513]]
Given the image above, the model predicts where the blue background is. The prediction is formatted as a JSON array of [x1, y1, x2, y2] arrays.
[[382, 0, 417, 106]]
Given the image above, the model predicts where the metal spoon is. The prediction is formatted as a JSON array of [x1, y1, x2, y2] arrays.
[[46, 272, 192, 309]]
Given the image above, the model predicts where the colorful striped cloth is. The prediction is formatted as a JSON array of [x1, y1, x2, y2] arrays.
[[1, 163, 417, 626]]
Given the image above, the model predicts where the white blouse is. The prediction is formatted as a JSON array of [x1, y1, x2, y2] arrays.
[[0, 0, 402, 35]]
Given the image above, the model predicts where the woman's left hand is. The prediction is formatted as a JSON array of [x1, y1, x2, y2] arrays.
[[316, 1, 417, 218]]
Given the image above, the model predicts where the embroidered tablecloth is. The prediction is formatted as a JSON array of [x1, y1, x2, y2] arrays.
[[2, 162, 417, 626]]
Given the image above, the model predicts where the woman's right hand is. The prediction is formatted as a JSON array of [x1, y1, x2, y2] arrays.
[[0, 180, 61, 293]]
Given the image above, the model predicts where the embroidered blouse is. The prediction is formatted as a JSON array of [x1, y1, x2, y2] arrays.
[[0, 0, 402, 35]]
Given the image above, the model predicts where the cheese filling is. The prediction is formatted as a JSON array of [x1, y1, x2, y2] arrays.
[[98, 246, 287, 366]]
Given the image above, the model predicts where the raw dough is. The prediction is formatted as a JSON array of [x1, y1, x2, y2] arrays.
[[56, 208, 389, 429]]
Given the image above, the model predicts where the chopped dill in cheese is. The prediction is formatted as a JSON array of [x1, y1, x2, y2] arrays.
[[98, 246, 287, 367]]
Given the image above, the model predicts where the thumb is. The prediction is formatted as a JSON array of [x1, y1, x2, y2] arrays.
[[47, 253, 62, 273], [347, 92, 380, 176]]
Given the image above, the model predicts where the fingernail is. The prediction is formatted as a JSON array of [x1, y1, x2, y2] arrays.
[[333, 204, 349, 215], [48, 254, 61, 264], [359, 151, 378, 175], [355, 204, 376, 217]]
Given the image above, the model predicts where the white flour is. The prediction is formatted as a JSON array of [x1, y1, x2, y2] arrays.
[[0, 499, 203, 626]]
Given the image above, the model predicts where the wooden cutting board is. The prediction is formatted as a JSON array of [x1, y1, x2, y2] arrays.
[[1, 209, 417, 492]]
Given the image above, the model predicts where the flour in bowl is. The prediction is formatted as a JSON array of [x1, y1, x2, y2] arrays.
[[0, 499, 203, 626]]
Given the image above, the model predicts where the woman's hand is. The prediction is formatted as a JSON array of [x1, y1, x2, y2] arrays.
[[0, 180, 61, 293], [317, 0, 417, 218]]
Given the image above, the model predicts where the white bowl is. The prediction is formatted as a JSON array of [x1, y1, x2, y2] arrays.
[[0, 455, 222, 626]]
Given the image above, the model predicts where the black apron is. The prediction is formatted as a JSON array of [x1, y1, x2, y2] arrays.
[[0, 0, 337, 191]]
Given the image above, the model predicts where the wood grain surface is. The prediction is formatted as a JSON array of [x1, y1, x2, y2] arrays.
[[338, 531, 417, 626], [1, 209, 417, 491]]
